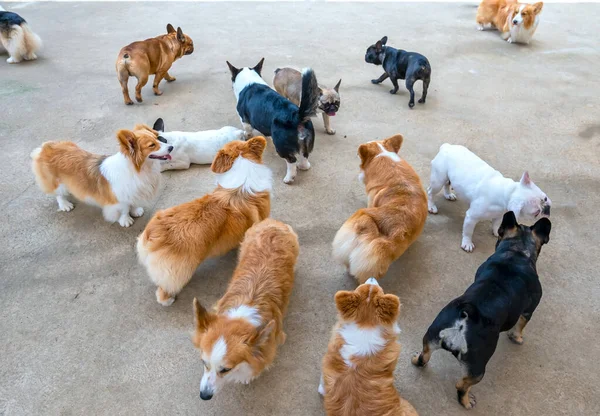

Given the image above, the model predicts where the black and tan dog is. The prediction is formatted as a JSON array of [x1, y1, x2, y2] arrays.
[[116, 24, 194, 105], [411, 211, 551, 409], [273, 67, 341, 135], [365, 36, 431, 109]]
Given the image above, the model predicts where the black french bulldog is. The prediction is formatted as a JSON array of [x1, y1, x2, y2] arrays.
[[365, 36, 431, 109], [411, 211, 551, 409]]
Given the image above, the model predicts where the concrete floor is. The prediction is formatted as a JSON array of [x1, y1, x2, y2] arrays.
[[1, 1, 599, 415]]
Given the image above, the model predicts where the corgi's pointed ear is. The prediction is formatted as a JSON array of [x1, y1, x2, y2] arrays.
[[531, 217, 551, 245], [134, 123, 154, 133], [176, 27, 185, 43], [334, 79, 341, 93], [193, 298, 215, 335], [253, 57, 265, 75], [250, 320, 276, 349], [335, 290, 360, 319], [117, 129, 136, 154], [533, 2, 543, 14], [376, 294, 400, 324], [153, 118, 165, 132], [383, 134, 404, 154], [358, 142, 375, 168], [227, 61, 241, 81], [381, 36, 388, 45], [211, 148, 235, 174], [166, 24, 176, 34], [520, 171, 531, 186], [247, 136, 267, 158]]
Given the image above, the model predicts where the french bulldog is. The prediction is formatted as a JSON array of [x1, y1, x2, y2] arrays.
[[427, 143, 551, 252], [365, 36, 431, 109], [273, 67, 341, 135]]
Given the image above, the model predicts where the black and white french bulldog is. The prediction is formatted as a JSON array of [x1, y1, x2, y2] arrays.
[[365, 36, 431, 109]]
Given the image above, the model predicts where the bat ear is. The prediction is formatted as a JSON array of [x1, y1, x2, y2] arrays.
[[381, 36, 388, 45], [334, 79, 341, 93], [166, 23, 176, 34], [531, 217, 551, 245], [519, 171, 531, 186], [498, 211, 519, 239], [153, 118, 164, 132], [253, 57, 265, 75], [227, 61, 241, 81], [176, 27, 185, 43]]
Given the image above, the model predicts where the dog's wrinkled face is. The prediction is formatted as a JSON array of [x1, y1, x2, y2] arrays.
[[365, 36, 388, 65], [319, 80, 341, 116], [192, 299, 274, 400], [335, 278, 400, 328], [511, 2, 543, 29], [512, 171, 551, 221], [116, 124, 173, 170], [167, 24, 194, 55], [496, 211, 551, 258]]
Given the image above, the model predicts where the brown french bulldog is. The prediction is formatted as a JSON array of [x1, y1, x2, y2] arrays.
[[273, 67, 341, 135], [115, 24, 194, 105]]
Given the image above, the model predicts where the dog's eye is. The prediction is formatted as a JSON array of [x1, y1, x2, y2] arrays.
[[149, 143, 156, 148], [219, 368, 231, 374], [543, 197, 547, 202]]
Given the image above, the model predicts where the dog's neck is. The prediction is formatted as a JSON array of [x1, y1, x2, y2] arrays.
[[215, 156, 272, 194], [161, 34, 184, 60], [378, 46, 387, 64]]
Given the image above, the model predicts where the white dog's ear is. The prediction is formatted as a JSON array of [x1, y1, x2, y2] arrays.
[[519, 171, 532, 186]]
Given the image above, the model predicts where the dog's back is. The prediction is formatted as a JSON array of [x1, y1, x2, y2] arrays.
[[0, 10, 41, 63]]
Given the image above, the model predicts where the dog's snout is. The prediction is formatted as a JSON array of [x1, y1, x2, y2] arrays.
[[542, 205, 550, 216], [513, 19, 519, 24], [167, 146, 174, 153], [200, 391, 213, 401]]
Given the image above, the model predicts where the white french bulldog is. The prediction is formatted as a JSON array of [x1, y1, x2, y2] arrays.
[[152, 118, 245, 172], [427, 144, 551, 252]]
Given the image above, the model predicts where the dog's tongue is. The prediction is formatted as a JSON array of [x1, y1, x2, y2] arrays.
[[327, 111, 336, 116], [165, 154, 172, 161]]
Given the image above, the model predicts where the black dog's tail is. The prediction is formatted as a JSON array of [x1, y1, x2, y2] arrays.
[[298, 68, 319, 123]]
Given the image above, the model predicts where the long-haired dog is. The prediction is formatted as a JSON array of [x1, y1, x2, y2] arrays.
[[412, 212, 551, 409], [227, 58, 320, 184], [31, 124, 172, 227], [476, 0, 543, 44], [136, 137, 272, 306], [320, 278, 418, 416], [332, 135, 428, 284], [192, 219, 299, 400], [0, 7, 42, 64], [116, 24, 194, 105]]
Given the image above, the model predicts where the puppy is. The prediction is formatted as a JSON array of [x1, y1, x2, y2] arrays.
[[0, 7, 42, 64], [136, 137, 272, 306], [332, 135, 428, 284], [116, 24, 194, 105], [412, 211, 551, 409], [227, 58, 320, 184], [31, 124, 172, 227], [192, 218, 299, 400], [320, 278, 418, 416], [151, 118, 245, 171], [273, 67, 341, 135], [365, 36, 431, 109], [476, 0, 543, 44], [427, 143, 551, 252]]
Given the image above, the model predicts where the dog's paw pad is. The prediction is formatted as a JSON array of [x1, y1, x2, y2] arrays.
[[461, 241, 475, 252], [130, 207, 144, 218], [154, 90, 163, 96], [119, 215, 134, 227], [58, 201, 74, 212], [411, 352, 425, 366], [444, 193, 457, 201], [428, 204, 438, 214], [463, 393, 477, 409], [283, 176, 295, 184], [508, 332, 524, 345], [326, 129, 336, 135], [157, 296, 175, 307], [298, 161, 311, 171], [125, 101, 134, 106]]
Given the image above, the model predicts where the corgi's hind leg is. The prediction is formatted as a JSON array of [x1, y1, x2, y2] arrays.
[[146, 255, 198, 306]]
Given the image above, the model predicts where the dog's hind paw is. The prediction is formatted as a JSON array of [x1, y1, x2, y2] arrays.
[[459, 392, 477, 409], [58, 200, 74, 212], [408, 101, 415, 108], [461, 239, 475, 253], [428, 203, 438, 214], [118, 215, 134, 228], [325, 128, 336, 135], [444, 193, 457, 201], [508, 332, 524, 345], [411, 352, 427, 367], [130, 207, 144, 218], [7, 56, 20, 64], [477, 25, 484, 31], [371, 79, 380, 84], [283, 176, 295, 184]]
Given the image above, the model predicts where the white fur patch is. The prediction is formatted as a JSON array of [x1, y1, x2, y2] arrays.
[[439, 317, 468, 357], [226, 305, 262, 327], [338, 323, 385, 367], [100, 152, 162, 204], [215, 156, 272, 193], [376, 143, 401, 162], [200, 336, 228, 395], [233, 68, 268, 101]]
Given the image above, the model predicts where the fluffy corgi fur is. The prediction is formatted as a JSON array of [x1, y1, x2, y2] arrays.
[[192, 219, 299, 400], [476, 0, 543, 44], [332, 135, 428, 284], [227, 58, 320, 184], [31, 124, 172, 227], [152, 118, 245, 171], [320, 278, 418, 416], [0, 8, 42, 64], [136, 137, 272, 306]]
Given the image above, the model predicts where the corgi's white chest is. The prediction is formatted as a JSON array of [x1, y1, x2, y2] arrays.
[[510, 16, 540, 44]]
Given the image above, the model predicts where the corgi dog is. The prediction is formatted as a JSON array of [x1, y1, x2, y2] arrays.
[[31, 124, 172, 227], [332, 135, 428, 284], [192, 219, 299, 400], [152, 118, 245, 171], [476, 0, 543, 44], [319, 278, 418, 416], [0, 7, 42, 64], [136, 137, 272, 306]]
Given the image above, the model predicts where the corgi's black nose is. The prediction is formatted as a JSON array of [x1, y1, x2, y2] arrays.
[[200, 391, 213, 400], [513, 19, 518, 24], [168, 146, 174, 152]]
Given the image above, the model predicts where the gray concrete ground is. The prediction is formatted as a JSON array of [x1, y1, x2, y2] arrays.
[[1, 1, 599, 415]]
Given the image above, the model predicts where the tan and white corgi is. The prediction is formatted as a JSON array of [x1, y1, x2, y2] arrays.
[[191, 219, 299, 400]]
